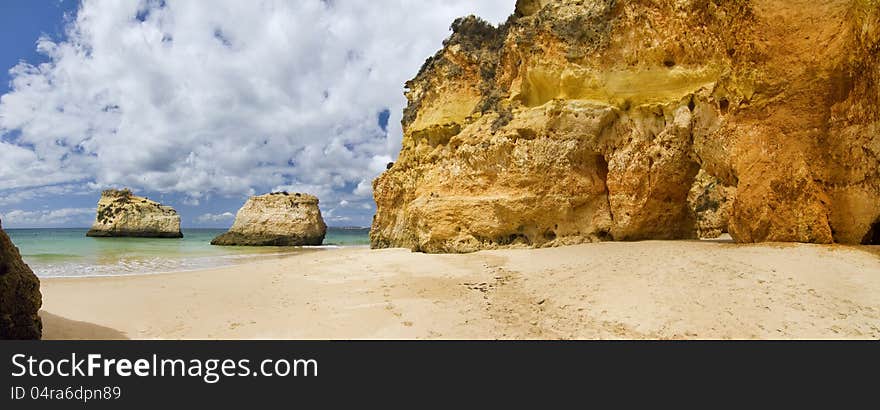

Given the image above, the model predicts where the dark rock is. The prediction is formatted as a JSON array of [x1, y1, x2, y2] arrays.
[[0, 219, 42, 339]]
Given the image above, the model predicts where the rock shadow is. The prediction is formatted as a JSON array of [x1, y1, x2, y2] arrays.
[[40, 311, 129, 340]]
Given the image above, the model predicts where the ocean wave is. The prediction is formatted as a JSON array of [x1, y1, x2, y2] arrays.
[[29, 246, 364, 278], [12, 228, 371, 278], [23, 253, 83, 259]]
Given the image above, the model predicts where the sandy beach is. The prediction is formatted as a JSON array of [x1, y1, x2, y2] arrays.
[[37, 240, 880, 340]]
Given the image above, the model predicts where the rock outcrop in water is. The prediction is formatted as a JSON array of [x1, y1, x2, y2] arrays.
[[211, 192, 327, 246], [371, 0, 880, 253], [0, 218, 42, 339], [87, 189, 183, 238]]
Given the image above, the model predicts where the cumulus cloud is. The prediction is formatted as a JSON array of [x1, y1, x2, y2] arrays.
[[0, 208, 95, 228], [321, 207, 353, 224], [0, 183, 89, 207], [196, 212, 235, 223], [0, 0, 514, 224]]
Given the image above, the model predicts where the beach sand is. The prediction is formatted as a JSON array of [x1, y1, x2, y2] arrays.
[[39, 240, 880, 340]]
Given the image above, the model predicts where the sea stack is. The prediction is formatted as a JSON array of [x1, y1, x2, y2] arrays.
[[371, 0, 880, 253], [211, 192, 327, 246], [86, 189, 183, 238], [0, 218, 42, 339]]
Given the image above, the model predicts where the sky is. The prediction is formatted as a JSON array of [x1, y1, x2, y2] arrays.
[[0, 0, 515, 229]]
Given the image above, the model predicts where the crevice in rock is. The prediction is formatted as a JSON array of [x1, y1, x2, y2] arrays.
[[688, 168, 734, 239], [718, 97, 730, 114], [596, 154, 615, 232], [596, 154, 609, 182], [863, 219, 880, 245]]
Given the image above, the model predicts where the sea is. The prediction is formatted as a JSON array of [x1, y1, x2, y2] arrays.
[[5, 227, 371, 278]]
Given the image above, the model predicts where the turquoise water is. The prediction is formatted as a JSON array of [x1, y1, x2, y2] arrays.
[[6, 228, 370, 278]]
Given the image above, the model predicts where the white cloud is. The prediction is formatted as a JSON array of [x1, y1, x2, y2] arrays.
[[196, 211, 235, 223], [0, 183, 89, 206], [0, 0, 515, 222], [1, 207, 95, 228], [321, 207, 353, 224], [353, 179, 372, 198]]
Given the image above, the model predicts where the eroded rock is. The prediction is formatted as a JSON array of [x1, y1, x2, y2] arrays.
[[372, 0, 880, 252], [688, 170, 735, 239], [87, 189, 182, 238], [0, 219, 42, 339], [211, 193, 327, 246]]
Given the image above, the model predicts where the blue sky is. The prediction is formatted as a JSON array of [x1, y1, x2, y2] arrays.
[[0, 0, 514, 229], [1, 0, 255, 228], [0, 1, 80, 95]]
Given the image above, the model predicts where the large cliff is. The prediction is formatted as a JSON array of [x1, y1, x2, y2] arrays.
[[211, 193, 327, 246], [0, 219, 42, 339], [371, 0, 880, 253], [87, 189, 183, 238]]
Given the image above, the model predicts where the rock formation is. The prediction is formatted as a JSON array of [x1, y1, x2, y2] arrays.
[[211, 192, 327, 246], [0, 218, 42, 339], [371, 0, 880, 252], [87, 189, 183, 238], [688, 170, 734, 239]]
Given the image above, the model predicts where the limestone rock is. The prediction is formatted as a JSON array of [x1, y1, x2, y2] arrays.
[[688, 170, 735, 239], [0, 219, 42, 339], [211, 193, 327, 246], [372, 0, 880, 252], [87, 189, 182, 238]]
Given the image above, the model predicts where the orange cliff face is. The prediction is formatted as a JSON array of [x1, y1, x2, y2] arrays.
[[371, 0, 880, 253]]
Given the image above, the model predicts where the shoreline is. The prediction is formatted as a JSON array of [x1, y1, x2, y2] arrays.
[[7, 226, 372, 279], [38, 241, 880, 340], [29, 245, 369, 280]]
